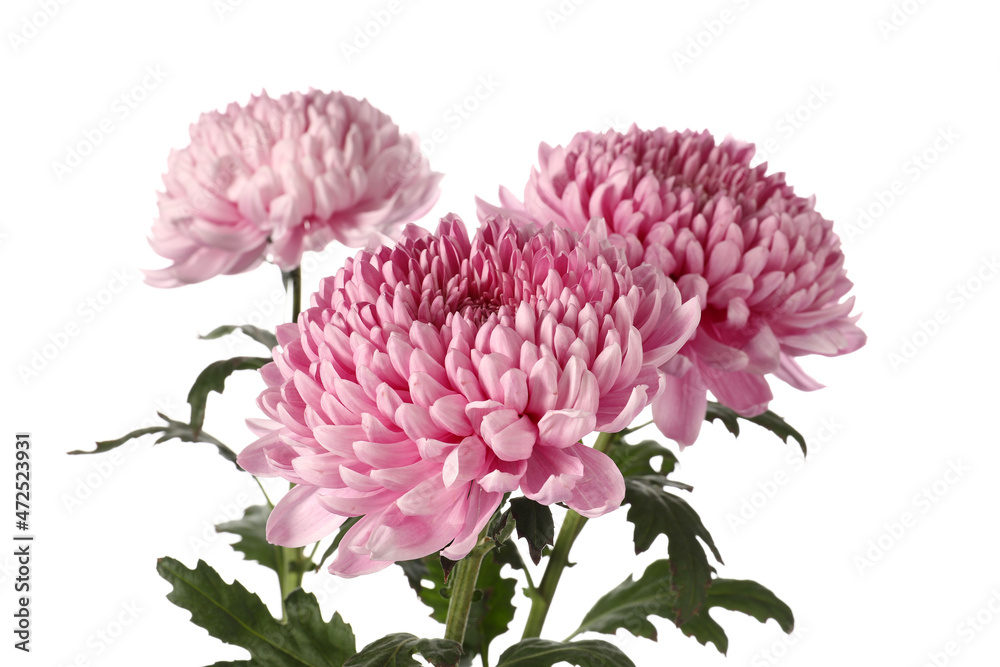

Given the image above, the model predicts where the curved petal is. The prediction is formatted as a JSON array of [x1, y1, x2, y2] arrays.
[[266, 484, 347, 548]]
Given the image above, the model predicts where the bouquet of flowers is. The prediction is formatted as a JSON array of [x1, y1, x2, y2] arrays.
[[77, 88, 864, 667]]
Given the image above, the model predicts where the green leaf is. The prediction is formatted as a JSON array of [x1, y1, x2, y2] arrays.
[[496, 639, 636, 667], [200, 324, 279, 351], [622, 477, 722, 622], [704, 402, 741, 437], [188, 356, 270, 434], [343, 634, 462, 667], [508, 498, 554, 565], [608, 439, 678, 478], [491, 540, 529, 573], [571, 560, 795, 655], [705, 402, 807, 455], [571, 559, 677, 641], [216, 504, 280, 575], [403, 552, 517, 666], [74, 413, 239, 468], [68, 426, 165, 455], [397, 557, 431, 596], [157, 558, 356, 666], [680, 578, 795, 655]]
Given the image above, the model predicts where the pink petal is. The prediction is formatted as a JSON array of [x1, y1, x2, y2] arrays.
[[652, 368, 707, 449], [565, 443, 626, 518], [266, 485, 347, 547]]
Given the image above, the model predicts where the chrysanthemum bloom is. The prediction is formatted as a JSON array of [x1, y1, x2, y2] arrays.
[[238, 214, 700, 576], [479, 126, 865, 447], [145, 89, 441, 287]]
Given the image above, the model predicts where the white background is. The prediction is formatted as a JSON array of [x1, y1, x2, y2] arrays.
[[3, 0, 999, 665]]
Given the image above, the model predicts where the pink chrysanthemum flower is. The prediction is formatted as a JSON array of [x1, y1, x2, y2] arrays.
[[145, 89, 441, 287], [479, 126, 865, 447], [238, 214, 699, 576]]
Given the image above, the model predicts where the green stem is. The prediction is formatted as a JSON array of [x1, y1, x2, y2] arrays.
[[276, 264, 305, 621], [443, 534, 496, 652], [253, 476, 275, 509], [283, 266, 303, 322], [277, 546, 302, 621], [521, 431, 617, 639], [621, 419, 653, 435]]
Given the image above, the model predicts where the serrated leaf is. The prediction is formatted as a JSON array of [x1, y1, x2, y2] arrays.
[[397, 557, 431, 596], [343, 634, 462, 667], [745, 411, 807, 455], [188, 356, 270, 434], [571, 559, 677, 641], [74, 413, 239, 468], [704, 402, 807, 455], [572, 560, 794, 656], [508, 498, 554, 565], [608, 439, 678, 478], [680, 578, 794, 654], [704, 402, 742, 437], [157, 558, 356, 666], [623, 477, 722, 622], [496, 639, 636, 667], [491, 540, 529, 573], [200, 324, 279, 351], [69, 426, 165, 455], [404, 552, 516, 666], [216, 504, 279, 575]]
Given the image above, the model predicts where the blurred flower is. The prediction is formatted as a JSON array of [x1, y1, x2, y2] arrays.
[[238, 214, 699, 576], [479, 126, 865, 447], [145, 89, 441, 287]]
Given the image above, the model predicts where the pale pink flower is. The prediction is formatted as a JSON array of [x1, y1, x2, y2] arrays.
[[479, 126, 865, 447], [145, 89, 441, 287], [238, 215, 699, 576]]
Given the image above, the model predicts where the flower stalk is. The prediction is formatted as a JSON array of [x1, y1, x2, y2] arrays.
[[521, 430, 617, 639], [443, 533, 496, 654], [277, 265, 306, 621]]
